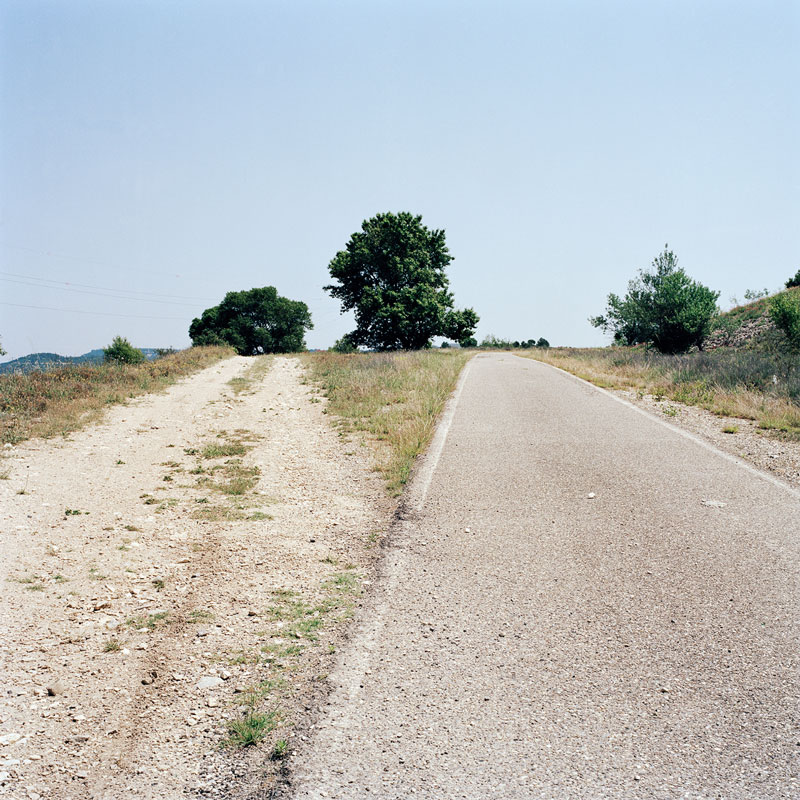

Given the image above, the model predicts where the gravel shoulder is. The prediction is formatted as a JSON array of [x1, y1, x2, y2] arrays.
[[0, 355, 391, 799]]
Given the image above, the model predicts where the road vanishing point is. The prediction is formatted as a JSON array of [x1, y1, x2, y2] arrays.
[[282, 352, 799, 800]]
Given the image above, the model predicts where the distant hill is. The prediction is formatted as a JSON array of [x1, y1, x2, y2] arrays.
[[0, 348, 162, 375], [705, 286, 800, 350]]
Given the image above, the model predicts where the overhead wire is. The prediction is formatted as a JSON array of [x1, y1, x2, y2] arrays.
[[0, 269, 216, 303], [0, 276, 205, 307], [0, 301, 186, 321]]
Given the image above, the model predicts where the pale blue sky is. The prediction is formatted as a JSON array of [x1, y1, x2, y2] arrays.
[[1, 0, 797, 359]]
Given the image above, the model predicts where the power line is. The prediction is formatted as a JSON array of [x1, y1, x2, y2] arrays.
[[0, 269, 216, 303], [0, 276, 204, 307], [1, 242, 221, 288], [0, 301, 186, 321]]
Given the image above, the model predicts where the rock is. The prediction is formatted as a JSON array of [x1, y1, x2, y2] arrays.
[[701, 499, 726, 508], [219, 670, 232, 681], [195, 676, 223, 691], [207, 696, 220, 708], [47, 681, 65, 696], [587, 492, 596, 499], [0, 734, 22, 747]]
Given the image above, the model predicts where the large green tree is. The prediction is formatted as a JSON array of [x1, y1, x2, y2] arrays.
[[324, 212, 479, 350], [189, 287, 312, 355], [590, 246, 719, 354]]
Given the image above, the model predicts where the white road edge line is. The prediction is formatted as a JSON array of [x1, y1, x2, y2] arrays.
[[406, 354, 476, 513], [520, 355, 800, 500]]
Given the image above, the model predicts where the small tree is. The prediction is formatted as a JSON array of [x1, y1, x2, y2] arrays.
[[325, 212, 478, 350], [590, 246, 719, 354], [536, 338, 550, 348], [769, 291, 800, 351], [189, 287, 312, 355], [786, 269, 800, 289], [331, 335, 358, 353], [104, 336, 146, 364]]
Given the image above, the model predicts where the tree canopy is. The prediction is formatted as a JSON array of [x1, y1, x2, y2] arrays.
[[324, 212, 479, 350], [189, 287, 312, 355], [590, 246, 719, 354]]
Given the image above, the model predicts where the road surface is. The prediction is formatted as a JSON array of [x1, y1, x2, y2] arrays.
[[283, 352, 799, 799]]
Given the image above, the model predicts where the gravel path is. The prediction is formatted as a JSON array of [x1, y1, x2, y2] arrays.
[[0, 355, 389, 799], [283, 352, 800, 799]]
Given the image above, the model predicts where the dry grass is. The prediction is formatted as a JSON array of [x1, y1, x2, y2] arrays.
[[303, 350, 471, 495], [520, 347, 800, 438], [0, 346, 234, 445]]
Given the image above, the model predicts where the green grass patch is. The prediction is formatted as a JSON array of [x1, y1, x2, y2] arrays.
[[223, 709, 280, 748]]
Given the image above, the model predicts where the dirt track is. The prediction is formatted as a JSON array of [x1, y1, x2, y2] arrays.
[[0, 355, 390, 799]]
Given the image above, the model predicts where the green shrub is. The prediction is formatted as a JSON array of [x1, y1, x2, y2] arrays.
[[769, 291, 800, 351], [786, 269, 800, 289], [331, 335, 358, 353], [103, 336, 146, 364]]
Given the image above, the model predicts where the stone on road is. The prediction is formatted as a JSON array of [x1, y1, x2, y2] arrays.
[[286, 352, 799, 799]]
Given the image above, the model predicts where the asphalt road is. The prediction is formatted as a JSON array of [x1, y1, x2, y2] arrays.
[[284, 352, 799, 799]]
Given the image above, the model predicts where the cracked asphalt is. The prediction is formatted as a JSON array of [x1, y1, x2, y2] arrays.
[[282, 352, 799, 799]]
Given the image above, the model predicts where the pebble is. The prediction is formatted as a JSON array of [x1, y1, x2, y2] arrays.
[[46, 682, 64, 696], [196, 676, 223, 691], [207, 697, 219, 708]]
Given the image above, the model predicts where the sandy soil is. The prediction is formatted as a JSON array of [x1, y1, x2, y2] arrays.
[[0, 355, 391, 800]]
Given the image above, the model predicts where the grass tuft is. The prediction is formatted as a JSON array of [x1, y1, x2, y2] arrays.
[[224, 709, 280, 748]]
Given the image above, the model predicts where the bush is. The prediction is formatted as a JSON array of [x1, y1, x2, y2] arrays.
[[591, 246, 719, 354], [786, 269, 800, 289], [536, 338, 550, 348], [769, 291, 800, 351], [103, 336, 146, 364], [331, 335, 358, 354]]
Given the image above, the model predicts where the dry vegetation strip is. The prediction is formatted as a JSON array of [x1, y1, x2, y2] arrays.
[[520, 347, 800, 439], [0, 346, 234, 445], [303, 349, 472, 494]]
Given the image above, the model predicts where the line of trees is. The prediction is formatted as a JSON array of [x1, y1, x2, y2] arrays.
[[188, 212, 478, 354]]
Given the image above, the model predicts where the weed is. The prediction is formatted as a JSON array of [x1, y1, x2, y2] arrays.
[[223, 709, 279, 748], [188, 609, 215, 623], [152, 578, 166, 590], [723, 425, 739, 434], [115, 459, 125, 465], [271, 739, 289, 760], [127, 611, 169, 631], [64, 508, 85, 516], [202, 443, 248, 459], [103, 638, 122, 652], [53, 574, 67, 583], [325, 571, 361, 594], [88, 566, 107, 580], [663, 405, 678, 417], [123, 524, 141, 532]]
